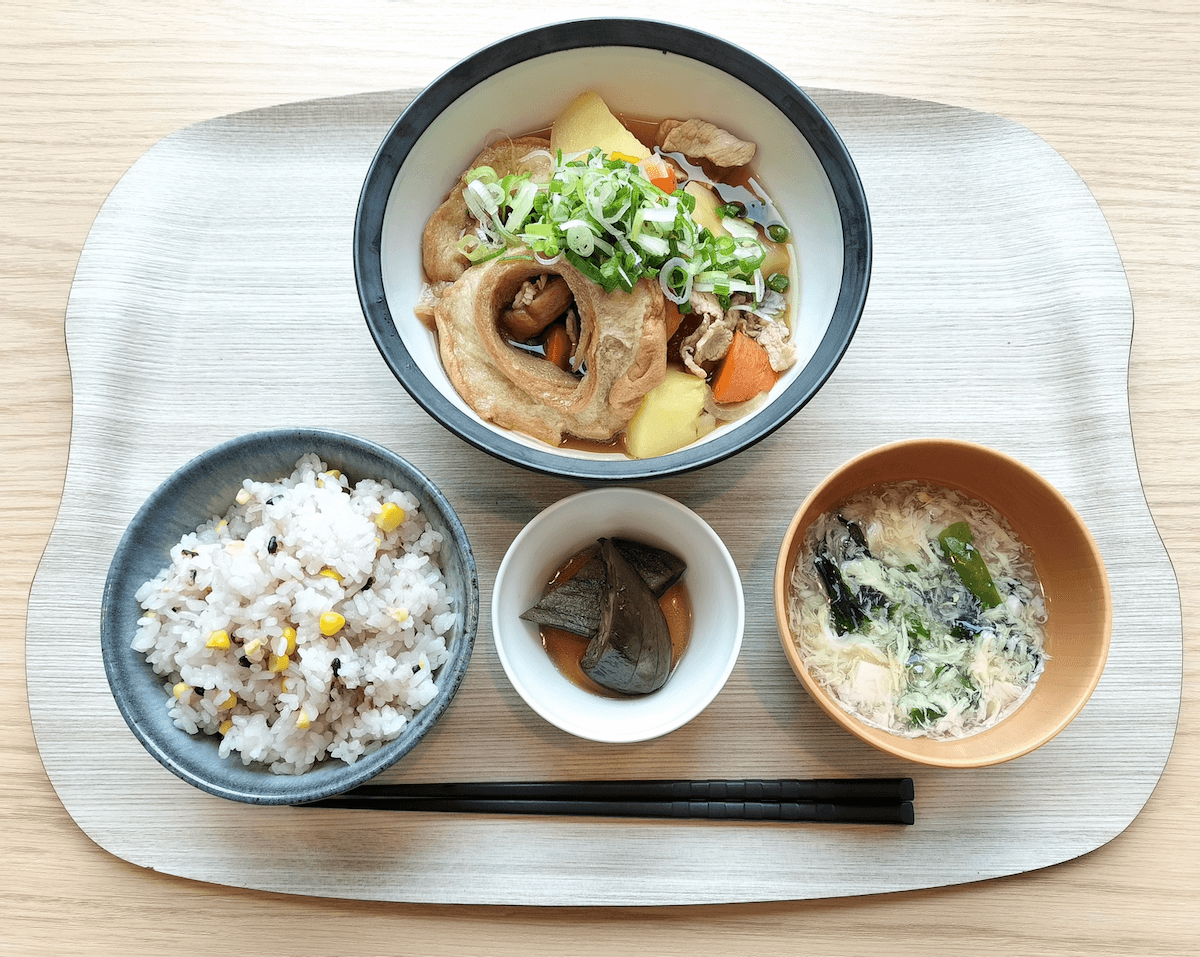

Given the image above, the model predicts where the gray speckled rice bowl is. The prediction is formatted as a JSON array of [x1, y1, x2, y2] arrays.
[[101, 429, 478, 805], [133, 452, 454, 774]]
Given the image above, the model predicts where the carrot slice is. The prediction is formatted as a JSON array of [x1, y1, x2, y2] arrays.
[[638, 156, 678, 194], [543, 323, 574, 372], [663, 298, 685, 340], [710, 330, 778, 404], [648, 165, 677, 193]]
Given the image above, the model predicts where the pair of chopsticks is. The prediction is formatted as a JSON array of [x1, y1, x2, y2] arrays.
[[295, 778, 915, 825]]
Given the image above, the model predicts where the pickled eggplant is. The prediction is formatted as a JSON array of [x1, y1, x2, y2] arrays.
[[520, 539, 686, 638], [578, 538, 672, 694]]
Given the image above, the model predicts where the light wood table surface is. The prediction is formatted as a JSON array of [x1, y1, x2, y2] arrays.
[[4, 2, 1196, 953]]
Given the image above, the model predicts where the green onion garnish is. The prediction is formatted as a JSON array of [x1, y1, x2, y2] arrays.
[[456, 148, 786, 307]]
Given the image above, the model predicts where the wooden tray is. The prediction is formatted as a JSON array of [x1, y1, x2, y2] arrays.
[[26, 88, 1181, 906]]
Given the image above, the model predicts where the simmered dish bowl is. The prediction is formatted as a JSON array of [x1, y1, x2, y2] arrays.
[[774, 439, 1112, 768], [101, 429, 479, 804], [355, 18, 871, 480]]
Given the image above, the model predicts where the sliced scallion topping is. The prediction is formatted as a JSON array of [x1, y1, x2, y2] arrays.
[[457, 147, 786, 307]]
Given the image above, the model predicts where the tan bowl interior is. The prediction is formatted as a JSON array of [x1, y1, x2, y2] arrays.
[[774, 438, 1112, 768]]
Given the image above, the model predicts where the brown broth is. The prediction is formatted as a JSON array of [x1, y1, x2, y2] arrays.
[[539, 544, 693, 698]]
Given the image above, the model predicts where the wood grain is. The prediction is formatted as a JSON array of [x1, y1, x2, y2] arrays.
[[5, 1, 1198, 953]]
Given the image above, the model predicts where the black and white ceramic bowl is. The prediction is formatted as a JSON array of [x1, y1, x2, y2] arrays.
[[100, 429, 479, 805], [355, 18, 871, 481]]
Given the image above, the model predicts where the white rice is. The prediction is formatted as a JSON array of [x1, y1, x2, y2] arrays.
[[132, 453, 457, 774]]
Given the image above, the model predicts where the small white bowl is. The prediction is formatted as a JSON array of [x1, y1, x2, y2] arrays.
[[492, 488, 744, 743]]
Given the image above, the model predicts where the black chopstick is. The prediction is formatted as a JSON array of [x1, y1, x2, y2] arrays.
[[305, 777, 913, 805], [298, 795, 914, 824], [295, 778, 915, 825]]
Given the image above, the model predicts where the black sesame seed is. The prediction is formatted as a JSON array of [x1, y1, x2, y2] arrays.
[[181, 549, 198, 557], [239, 655, 251, 668], [267, 535, 278, 555], [265, 496, 279, 505], [362, 576, 374, 591], [189, 569, 197, 584], [331, 657, 341, 676]]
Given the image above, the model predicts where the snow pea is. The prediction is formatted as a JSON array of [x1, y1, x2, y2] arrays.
[[938, 521, 1003, 608]]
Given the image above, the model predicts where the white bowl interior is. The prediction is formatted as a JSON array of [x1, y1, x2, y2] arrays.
[[491, 487, 744, 742], [381, 45, 844, 462]]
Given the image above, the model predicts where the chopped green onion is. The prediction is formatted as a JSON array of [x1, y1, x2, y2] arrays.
[[720, 216, 759, 241], [767, 223, 791, 243], [767, 272, 790, 293], [455, 146, 788, 309], [456, 234, 504, 264]]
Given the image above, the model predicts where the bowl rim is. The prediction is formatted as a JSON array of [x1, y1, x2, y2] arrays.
[[491, 486, 745, 742], [354, 17, 872, 481], [773, 437, 1113, 768], [100, 427, 480, 804]]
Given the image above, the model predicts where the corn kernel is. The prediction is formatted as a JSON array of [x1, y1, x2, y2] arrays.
[[216, 692, 237, 710], [280, 677, 290, 693], [326, 469, 341, 480], [319, 612, 345, 636], [235, 488, 251, 505], [390, 607, 409, 623], [172, 681, 189, 699], [296, 710, 311, 730], [215, 519, 228, 533], [320, 568, 343, 582], [283, 626, 297, 654], [374, 502, 405, 533], [218, 719, 233, 735], [206, 629, 230, 650], [244, 637, 262, 656], [269, 653, 290, 673]]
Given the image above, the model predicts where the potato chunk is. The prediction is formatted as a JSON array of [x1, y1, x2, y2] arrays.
[[551, 91, 651, 160], [684, 182, 730, 239], [625, 369, 717, 459]]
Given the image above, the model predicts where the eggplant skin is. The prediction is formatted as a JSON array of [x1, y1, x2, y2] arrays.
[[580, 539, 673, 694], [519, 557, 605, 637], [519, 539, 686, 638], [609, 539, 686, 596]]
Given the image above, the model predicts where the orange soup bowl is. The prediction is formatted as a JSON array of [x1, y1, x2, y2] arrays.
[[773, 438, 1112, 769]]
